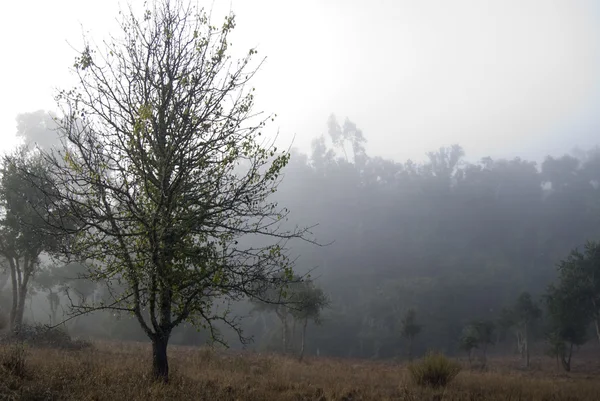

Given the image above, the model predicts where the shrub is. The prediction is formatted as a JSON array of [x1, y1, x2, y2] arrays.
[[407, 351, 461, 388], [0, 324, 92, 350]]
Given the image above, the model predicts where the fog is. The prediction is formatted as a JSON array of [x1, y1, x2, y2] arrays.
[[3, 0, 600, 162], [2, 0, 600, 364]]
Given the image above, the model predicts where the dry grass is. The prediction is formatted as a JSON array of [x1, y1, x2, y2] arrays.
[[407, 352, 461, 388], [0, 341, 599, 400]]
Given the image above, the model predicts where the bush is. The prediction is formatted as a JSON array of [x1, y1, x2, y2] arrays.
[[407, 351, 461, 388], [0, 324, 92, 350]]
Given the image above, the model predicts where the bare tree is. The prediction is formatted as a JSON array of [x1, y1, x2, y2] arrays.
[[25, 0, 314, 382]]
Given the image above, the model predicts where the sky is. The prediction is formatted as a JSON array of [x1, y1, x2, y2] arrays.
[[2, 0, 600, 163]]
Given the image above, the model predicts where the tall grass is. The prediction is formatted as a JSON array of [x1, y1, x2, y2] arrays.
[[0, 341, 598, 400], [0, 341, 28, 378]]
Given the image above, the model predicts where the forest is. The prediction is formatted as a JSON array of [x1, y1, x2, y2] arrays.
[[3, 110, 600, 371], [1, 0, 600, 399]]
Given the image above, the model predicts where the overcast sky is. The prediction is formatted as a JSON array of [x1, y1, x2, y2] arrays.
[[2, 0, 600, 163]]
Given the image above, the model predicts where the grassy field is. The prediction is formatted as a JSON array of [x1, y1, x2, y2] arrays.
[[0, 341, 599, 400]]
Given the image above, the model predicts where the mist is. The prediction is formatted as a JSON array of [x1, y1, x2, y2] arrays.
[[1, 0, 600, 396], [3, 1, 600, 162]]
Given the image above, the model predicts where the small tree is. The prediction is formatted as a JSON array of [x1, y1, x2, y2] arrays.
[[459, 325, 479, 367], [552, 242, 600, 344], [0, 258, 9, 291], [460, 319, 495, 368], [32, 267, 61, 325], [545, 284, 588, 372], [400, 308, 422, 361], [250, 273, 301, 354], [545, 330, 566, 369], [26, 0, 314, 382], [289, 280, 328, 361], [474, 320, 495, 367], [33, 261, 97, 327], [499, 292, 542, 368]]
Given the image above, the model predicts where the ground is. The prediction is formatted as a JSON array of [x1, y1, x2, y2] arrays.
[[0, 341, 599, 400]]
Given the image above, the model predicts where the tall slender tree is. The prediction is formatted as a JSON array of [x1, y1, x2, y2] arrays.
[[460, 319, 495, 368], [499, 292, 542, 368], [289, 280, 328, 361], [400, 308, 422, 361], [545, 283, 589, 372]]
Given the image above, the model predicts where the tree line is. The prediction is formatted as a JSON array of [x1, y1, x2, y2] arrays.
[[257, 115, 600, 370]]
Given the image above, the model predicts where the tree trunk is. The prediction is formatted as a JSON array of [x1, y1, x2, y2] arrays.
[[277, 308, 288, 353], [291, 317, 297, 352], [10, 284, 27, 334], [560, 343, 573, 372], [524, 324, 530, 368], [407, 336, 413, 361], [13, 283, 28, 332], [29, 297, 35, 323], [561, 356, 571, 372], [372, 339, 381, 359], [261, 313, 268, 332], [593, 300, 600, 344], [282, 315, 288, 353], [0, 268, 9, 290], [481, 344, 488, 369], [517, 331, 525, 358], [8, 259, 17, 331], [7, 256, 32, 334], [49, 293, 57, 326], [299, 318, 307, 362], [152, 335, 169, 382]]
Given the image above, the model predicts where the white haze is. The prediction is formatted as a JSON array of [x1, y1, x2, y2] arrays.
[[2, 0, 600, 163]]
